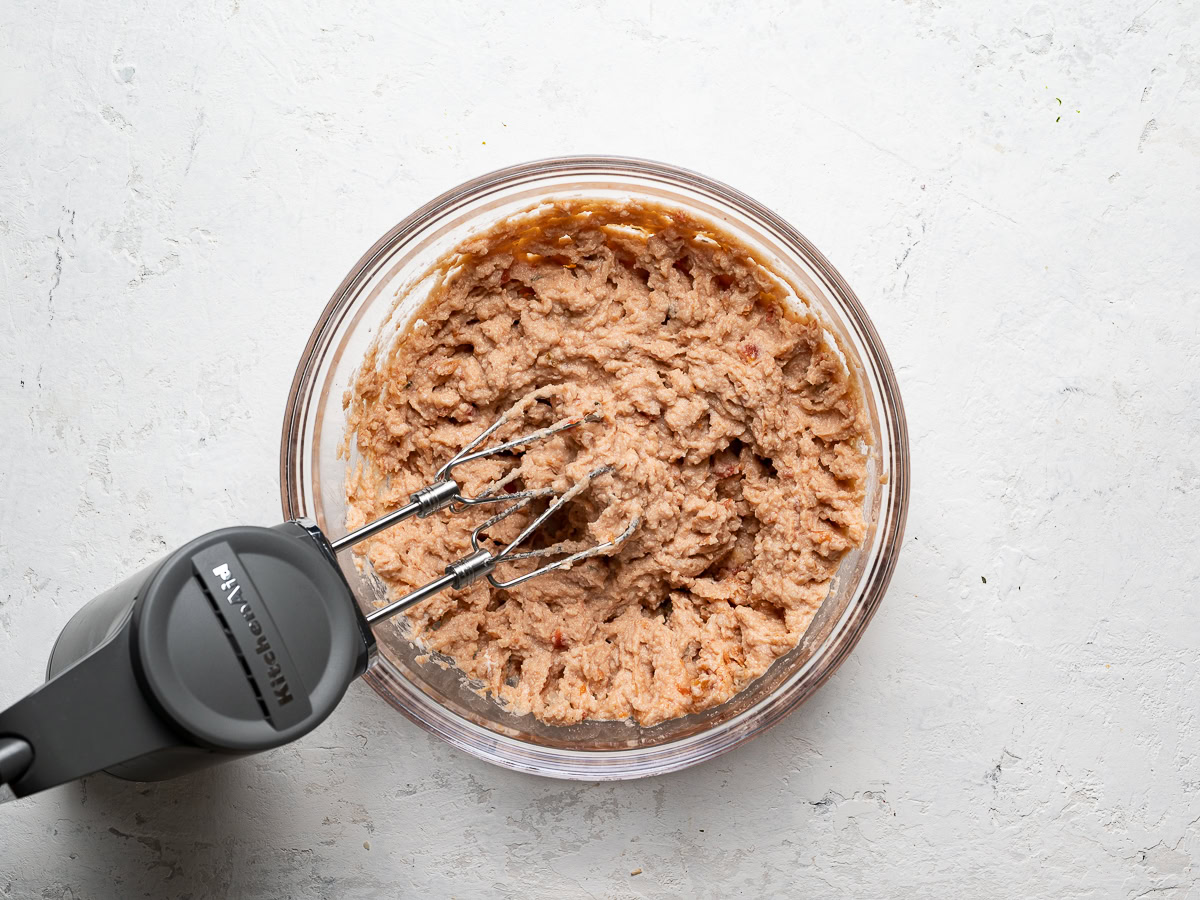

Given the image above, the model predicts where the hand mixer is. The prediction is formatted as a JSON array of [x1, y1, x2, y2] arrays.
[[0, 394, 638, 802]]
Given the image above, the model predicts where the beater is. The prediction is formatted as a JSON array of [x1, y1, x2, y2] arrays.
[[0, 394, 637, 801]]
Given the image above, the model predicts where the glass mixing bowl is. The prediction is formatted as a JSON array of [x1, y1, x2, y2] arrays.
[[280, 156, 909, 779]]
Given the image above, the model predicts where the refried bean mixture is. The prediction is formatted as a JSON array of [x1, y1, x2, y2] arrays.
[[343, 199, 869, 726]]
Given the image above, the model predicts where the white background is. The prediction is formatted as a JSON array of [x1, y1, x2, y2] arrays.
[[2, 1, 1199, 897]]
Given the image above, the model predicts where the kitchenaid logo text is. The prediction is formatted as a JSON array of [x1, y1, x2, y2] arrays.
[[211, 563, 295, 707]]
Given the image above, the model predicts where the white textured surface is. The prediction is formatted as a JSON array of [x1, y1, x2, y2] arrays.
[[2, 0, 1199, 896]]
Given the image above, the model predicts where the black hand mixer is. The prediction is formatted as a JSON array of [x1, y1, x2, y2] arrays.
[[0, 392, 637, 801]]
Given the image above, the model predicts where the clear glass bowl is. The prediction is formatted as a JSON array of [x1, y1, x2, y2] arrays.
[[280, 156, 909, 780]]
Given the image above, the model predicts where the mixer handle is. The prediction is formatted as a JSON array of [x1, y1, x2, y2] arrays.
[[0, 621, 184, 800]]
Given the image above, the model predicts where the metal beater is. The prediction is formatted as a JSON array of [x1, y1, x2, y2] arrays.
[[336, 390, 640, 624]]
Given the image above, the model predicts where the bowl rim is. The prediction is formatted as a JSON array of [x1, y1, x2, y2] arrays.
[[280, 154, 910, 779]]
